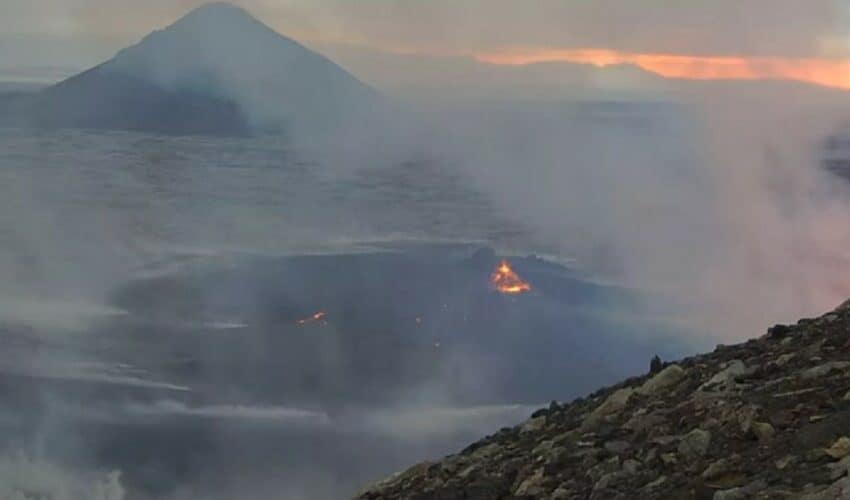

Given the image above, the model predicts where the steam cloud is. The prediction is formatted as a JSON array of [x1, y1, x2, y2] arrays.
[[406, 81, 850, 340], [0, 453, 123, 500]]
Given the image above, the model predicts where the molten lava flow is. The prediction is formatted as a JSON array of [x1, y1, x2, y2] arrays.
[[297, 311, 327, 325], [490, 260, 532, 295]]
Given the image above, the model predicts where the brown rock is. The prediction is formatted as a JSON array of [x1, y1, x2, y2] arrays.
[[776, 353, 796, 367], [550, 486, 574, 500], [660, 453, 678, 466], [713, 480, 767, 500], [643, 475, 667, 490], [826, 437, 850, 460], [594, 471, 630, 491], [604, 440, 631, 455], [587, 457, 620, 482], [678, 429, 712, 460], [801, 362, 850, 380], [513, 468, 545, 496], [799, 477, 850, 499], [828, 456, 850, 481], [702, 457, 734, 480], [624, 411, 668, 435], [622, 459, 641, 475], [582, 388, 634, 430], [752, 422, 776, 442], [737, 405, 760, 435], [775, 455, 795, 470], [769, 409, 796, 429], [638, 365, 685, 396], [700, 360, 748, 392], [520, 416, 546, 434]]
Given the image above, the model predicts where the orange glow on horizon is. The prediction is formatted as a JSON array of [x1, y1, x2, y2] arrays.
[[476, 48, 850, 90]]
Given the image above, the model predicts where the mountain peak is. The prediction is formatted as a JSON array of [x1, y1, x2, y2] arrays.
[[185, 1, 247, 16], [9, 1, 383, 137], [168, 2, 265, 33]]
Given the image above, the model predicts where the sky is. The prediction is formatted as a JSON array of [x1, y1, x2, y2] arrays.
[[2, 0, 850, 89]]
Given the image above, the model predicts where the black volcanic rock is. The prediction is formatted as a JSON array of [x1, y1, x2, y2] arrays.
[[1, 3, 382, 136], [19, 66, 252, 136], [356, 302, 850, 499], [97, 249, 681, 410]]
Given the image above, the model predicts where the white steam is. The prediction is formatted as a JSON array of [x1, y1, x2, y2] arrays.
[[0, 453, 124, 500], [429, 80, 850, 340]]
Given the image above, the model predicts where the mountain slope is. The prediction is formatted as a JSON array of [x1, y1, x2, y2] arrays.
[[2, 3, 382, 136], [357, 302, 850, 499], [22, 64, 251, 136]]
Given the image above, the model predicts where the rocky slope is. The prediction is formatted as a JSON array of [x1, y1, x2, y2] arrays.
[[356, 302, 850, 499]]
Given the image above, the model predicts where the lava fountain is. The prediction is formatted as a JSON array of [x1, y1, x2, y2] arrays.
[[297, 311, 327, 325], [490, 260, 532, 295]]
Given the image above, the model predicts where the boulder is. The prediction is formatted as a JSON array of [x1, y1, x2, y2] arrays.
[[637, 365, 685, 396], [678, 429, 711, 460], [827, 437, 850, 460]]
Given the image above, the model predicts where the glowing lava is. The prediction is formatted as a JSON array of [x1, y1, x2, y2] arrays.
[[490, 260, 532, 295], [297, 311, 327, 325]]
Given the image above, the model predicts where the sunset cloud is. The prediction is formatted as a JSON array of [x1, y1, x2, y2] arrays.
[[3, 0, 850, 92], [477, 49, 850, 90]]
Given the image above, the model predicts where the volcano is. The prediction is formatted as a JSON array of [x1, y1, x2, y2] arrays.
[[0, 3, 383, 136]]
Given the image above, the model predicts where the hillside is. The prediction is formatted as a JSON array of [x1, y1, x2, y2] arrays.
[[1, 3, 382, 136], [357, 302, 850, 499]]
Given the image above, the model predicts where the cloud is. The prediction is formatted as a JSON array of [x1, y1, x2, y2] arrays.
[[298, 0, 843, 58], [0, 0, 843, 59]]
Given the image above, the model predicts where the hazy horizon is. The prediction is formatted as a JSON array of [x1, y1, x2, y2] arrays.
[[4, 1, 850, 97]]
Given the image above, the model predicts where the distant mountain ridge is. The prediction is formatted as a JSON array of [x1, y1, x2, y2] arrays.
[[0, 3, 383, 136]]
